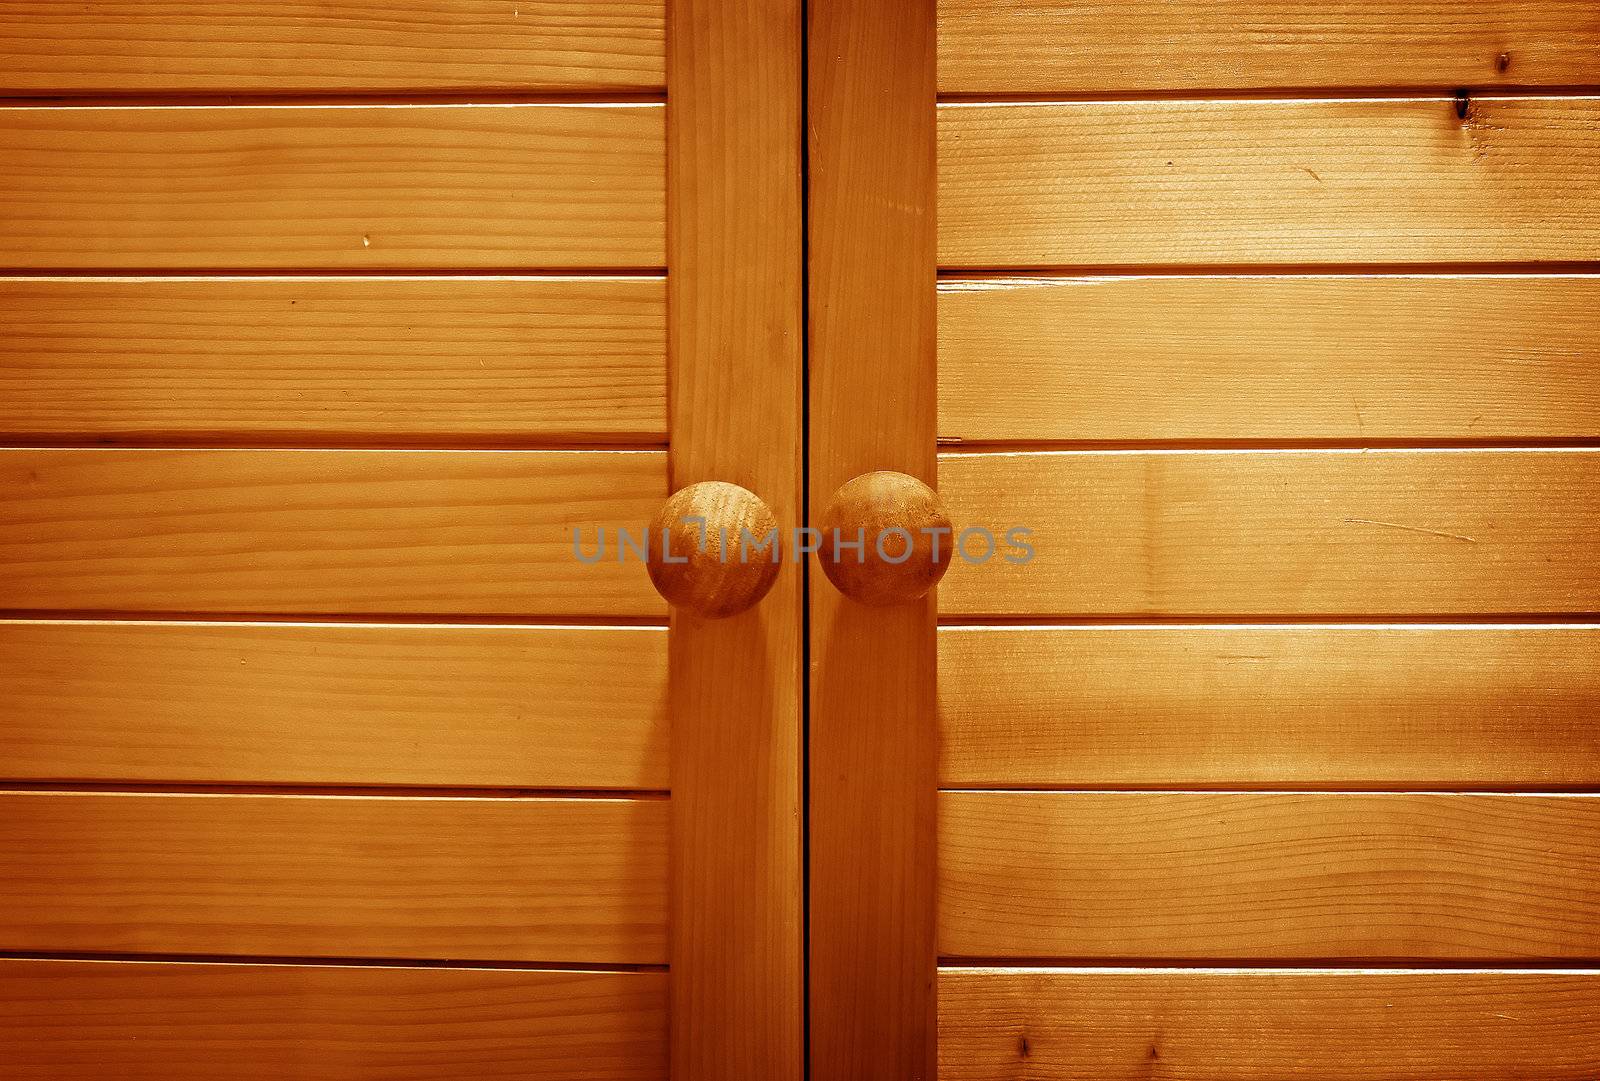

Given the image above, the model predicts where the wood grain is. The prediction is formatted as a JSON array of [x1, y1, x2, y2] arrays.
[[667, 1, 805, 1077], [0, 105, 663, 269], [0, 960, 667, 1081], [809, 1, 939, 1078], [938, 275, 1600, 443], [939, 792, 1600, 959], [939, 98, 1600, 267], [0, 277, 665, 443], [0, 792, 667, 963], [937, 0, 1600, 94], [0, 448, 664, 616], [0, 1, 664, 94], [939, 968, 1600, 1080], [939, 625, 1600, 787], [0, 620, 667, 787], [938, 449, 1600, 616]]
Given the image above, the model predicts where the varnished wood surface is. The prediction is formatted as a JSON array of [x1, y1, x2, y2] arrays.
[[939, 792, 1600, 959], [0, 620, 667, 787], [0, 1, 666, 94], [646, 482, 781, 617], [0, 105, 663, 269], [666, 1, 805, 1075], [939, 98, 1600, 267], [0, 960, 667, 1080], [937, 0, 1600, 94], [816, 471, 952, 606], [940, 625, 1600, 788], [0, 277, 665, 443], [939, 968, 1600, 1080], [939, 449, 1600, 616], [0, 449, 664, 615], [0, 792, 668, 963], [808, 2, 939, 1078], [938, 275, 1600, 443]]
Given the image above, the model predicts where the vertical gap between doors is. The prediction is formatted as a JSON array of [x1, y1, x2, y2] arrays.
[[799, 0, 813, 1075]]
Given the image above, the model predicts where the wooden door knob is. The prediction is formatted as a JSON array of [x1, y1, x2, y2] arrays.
[[646, 481, 781, 618], [817, 471, 952, 606]]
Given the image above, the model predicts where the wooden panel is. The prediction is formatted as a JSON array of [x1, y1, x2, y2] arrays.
[[940, 625, 1600, 787], [667, 1, 804, 1077], [937, 0, 1600, 94], [0, 1, 664, 94], [0, 449, 664, 616], [0, 621, 667, 788], [939, 792, 1600, 959], [938, 275, 1600, 443], [938, 98, 1600, 267], [0, 960, 667, 1081], [938, 449, 1600, 616], [0, 105, 663, 269], [939, 968, 1600, 1080], [0, 792, 667, 963], [809, 1, 938, 1078], [0, 277, 665, 443]]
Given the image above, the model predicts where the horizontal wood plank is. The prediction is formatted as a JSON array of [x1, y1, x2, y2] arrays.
[[0, 621, 667, 787], [939, 792, 1600, 959], [939, 98, 1600, 266], [0, 792, 667, 963], [0, 449, 665, 616], [937, 0, 1600, 94], [939, 968, 1600, 1080], [0, 1, 664, 94], [938, 275, 1600, 442], [0, 105, 663, 269], [0, 277, 666, 442], [938, 449, 1600, 616], [939, 625, 1600, 787], [0, 960, 667, 1080]]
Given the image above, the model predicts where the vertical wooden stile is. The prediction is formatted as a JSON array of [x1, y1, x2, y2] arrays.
[[808, 1, 940, 1079], [666, 1, 805, 1079]]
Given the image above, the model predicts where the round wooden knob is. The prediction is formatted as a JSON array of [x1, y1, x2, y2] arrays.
[[816, 471, 952, 606], [646, 481, 781, 618]]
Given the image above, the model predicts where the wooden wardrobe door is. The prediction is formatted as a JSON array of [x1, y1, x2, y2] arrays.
[[809, 2, 1600, 1078], [0, 2, 802, 1078]]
